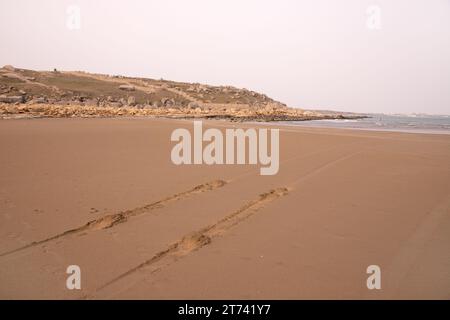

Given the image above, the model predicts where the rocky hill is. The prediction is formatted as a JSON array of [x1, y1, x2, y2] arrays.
[[0, 65, 365, 121]]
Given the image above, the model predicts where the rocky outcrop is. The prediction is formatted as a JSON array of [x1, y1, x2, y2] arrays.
[[0, 66, 368, 121], [0, 102, 368, 122]]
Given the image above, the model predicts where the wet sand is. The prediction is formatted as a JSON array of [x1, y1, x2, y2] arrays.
[[0, 117, 449, 299]]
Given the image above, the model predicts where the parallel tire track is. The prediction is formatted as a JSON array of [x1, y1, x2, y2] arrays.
[[88, 187, 289, 298], [0, 180, 227, 258]]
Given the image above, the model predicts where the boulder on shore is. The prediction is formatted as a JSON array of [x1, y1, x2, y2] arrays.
[[161, 97, 175, 107], [0, 95, 24, 103], [119, 84, 135, 91], [188, 102, 200, 109], [2, 65, 15, 72], [127, 96, 136, 106], [29, 97, 47, 104]]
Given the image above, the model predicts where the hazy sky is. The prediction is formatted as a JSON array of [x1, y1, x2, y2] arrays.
[[1, 0, 449, 114]]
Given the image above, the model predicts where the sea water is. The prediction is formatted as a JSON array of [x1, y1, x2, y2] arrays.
[[286, 114, 450, 134]]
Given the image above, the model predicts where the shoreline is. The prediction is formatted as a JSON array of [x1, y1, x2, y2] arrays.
[[276, 121, 450, 136], [3, 114, 449, 136]]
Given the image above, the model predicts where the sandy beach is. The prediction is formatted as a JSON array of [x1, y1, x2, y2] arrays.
[[0, 117, 449, 299]]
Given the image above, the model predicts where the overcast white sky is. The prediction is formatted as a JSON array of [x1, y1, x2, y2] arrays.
[[1, 0, 449, 114]]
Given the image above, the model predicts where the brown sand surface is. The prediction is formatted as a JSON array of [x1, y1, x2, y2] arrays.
[[0, 118, 449, 299]]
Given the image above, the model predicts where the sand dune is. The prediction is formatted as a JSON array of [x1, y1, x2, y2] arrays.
[[0, 118, 449, 299]]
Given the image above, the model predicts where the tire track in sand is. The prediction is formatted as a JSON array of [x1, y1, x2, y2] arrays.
[[87, 149, 364, 298], [86, 187, 289, 298], [0, 180, 227, 258]]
